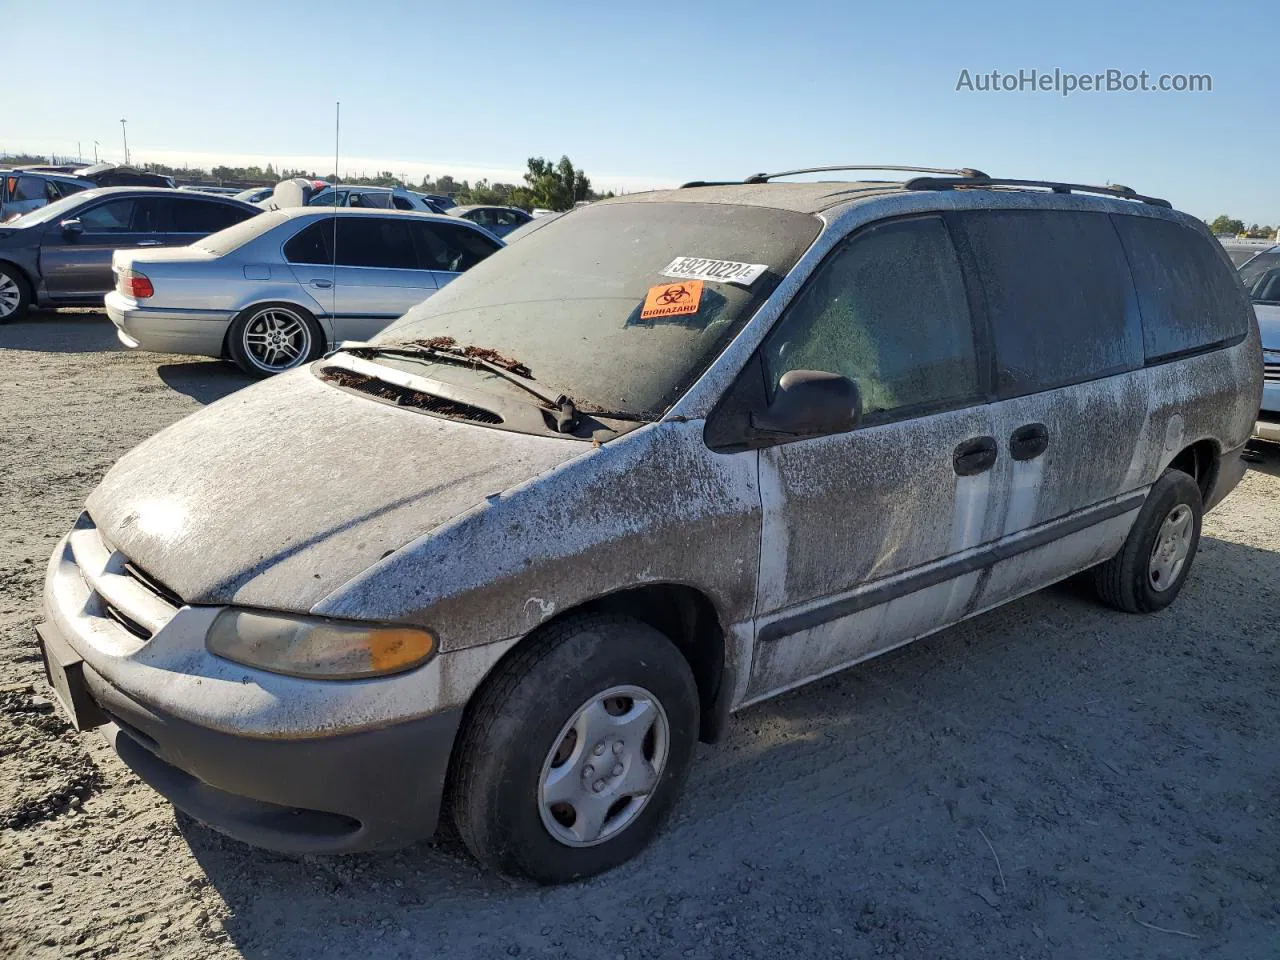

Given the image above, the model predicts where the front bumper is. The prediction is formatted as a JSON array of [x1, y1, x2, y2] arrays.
[[37, 516, 468, 854], [105, 290, 232, 358], [1256, 379, 1280, 442]]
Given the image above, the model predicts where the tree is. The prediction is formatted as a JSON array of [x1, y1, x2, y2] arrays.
[[506, 155, 601, 212], [1209, 215, 1246, 236]]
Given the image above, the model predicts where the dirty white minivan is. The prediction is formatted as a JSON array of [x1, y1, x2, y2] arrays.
[[38, 167, 1262, 883]]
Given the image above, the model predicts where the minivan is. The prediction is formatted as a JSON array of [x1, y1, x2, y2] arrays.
[[37, 168, 1262, 883]]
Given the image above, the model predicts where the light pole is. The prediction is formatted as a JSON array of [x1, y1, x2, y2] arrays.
[[93, 141, 100, 163], [119, 119, 129, 165]]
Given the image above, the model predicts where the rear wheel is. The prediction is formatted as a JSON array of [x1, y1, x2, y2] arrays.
[[0, 264, 31, 323], [226, 303, 324, 376], [1092, 468, 1203, 613], [450, 614, 699, 883]]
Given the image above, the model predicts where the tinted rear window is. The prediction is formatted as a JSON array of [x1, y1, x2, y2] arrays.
[[954, 210, 1142, 398], [168, 198, 253, 233], [1112, 215, 1251, 362]]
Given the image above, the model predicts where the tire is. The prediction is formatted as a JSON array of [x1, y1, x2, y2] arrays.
[[226, 303, 325, 377], [450, 613, 699, 883], [1092, 468, 1203, 613], [0, 263, 31, 323]]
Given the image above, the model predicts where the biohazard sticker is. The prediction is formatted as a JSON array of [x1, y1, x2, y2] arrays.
[[661, 256, 768, 287], [641, 280, 704, 320]]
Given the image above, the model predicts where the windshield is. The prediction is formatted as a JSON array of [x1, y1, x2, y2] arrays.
[[372, 200, 822, 418], [7, 189, 102, 227], [1239, 249, 1280, 303], [193, 210, 284, 255]]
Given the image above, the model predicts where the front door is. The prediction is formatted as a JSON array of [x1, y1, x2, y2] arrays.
[[747, 215, 1001, 701], [409, 220, 502, 291], [40, 196, 164, 301]]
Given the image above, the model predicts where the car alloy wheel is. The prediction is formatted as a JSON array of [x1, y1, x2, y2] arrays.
[[0, 272, 21, 320], [242, 306, 313, 373]]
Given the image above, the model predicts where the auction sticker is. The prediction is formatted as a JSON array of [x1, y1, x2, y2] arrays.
[[662, 256, 767, 287], [641, 280, 704, 320]]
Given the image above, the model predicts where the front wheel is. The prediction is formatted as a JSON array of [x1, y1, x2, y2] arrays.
[[0, 264, 31, 323], [450, 614, 699, 883], [1092, 468, 1203, 613], [226, 303, 324, 376]]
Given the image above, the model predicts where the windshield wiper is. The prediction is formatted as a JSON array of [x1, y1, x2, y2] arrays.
[[345, 340, 581, 433]]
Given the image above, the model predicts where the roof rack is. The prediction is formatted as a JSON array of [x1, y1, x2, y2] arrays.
[[903, 175, 1171, 208], [742, 165, 990, 184]]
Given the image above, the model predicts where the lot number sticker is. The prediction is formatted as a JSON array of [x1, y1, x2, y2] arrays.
[[662, 256, 768, 287], [641, 280, 704, 320]]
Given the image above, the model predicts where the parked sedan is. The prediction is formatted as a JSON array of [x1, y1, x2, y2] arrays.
[[0, 188, 259, 322], [105, 208, 503, 375], [449, 205, 533, 237]]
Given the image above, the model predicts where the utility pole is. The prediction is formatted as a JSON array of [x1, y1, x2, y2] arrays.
[[93, 141, 100, 162], [119, 119, 129, 165]]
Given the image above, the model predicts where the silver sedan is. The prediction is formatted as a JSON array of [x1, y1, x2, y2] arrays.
[[104, 208, 503, 375]]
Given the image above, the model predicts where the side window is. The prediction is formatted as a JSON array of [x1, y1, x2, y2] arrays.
[[954, 210, 1142, 397], [79, 199, 137, 232], [12, 177, 47, 202], [494, 209, 524, 227], [309, 190, 346, 207], [411, 222, 500, 272], [283, 219, 334, 265], [333, 217, 417, 269], [1112, 215, 1251, 362], [761, 216, 980, 419], [168, 198, 251, 233]]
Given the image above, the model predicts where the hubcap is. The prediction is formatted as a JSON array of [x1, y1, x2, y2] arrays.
[[243, 308, 310, 372], [537, 685, 669, 848], [1148, 503, 1193, 592], [0, 274, 20, 319]]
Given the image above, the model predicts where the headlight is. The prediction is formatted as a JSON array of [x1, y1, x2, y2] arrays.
[[206, 609, 435, 680]]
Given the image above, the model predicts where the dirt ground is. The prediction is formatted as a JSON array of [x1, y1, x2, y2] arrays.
[[1, 312, 1278, 960]]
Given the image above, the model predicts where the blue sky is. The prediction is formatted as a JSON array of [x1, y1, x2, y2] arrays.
[[5, 0, 1277, 223]]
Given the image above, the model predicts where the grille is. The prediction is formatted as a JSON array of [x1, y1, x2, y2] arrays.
[[70, 514, 181, 644], [320, 367, 503, 425], [1264, 361, 1280, 383]]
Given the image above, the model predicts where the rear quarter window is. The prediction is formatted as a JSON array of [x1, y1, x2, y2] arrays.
[[1112, 215, 1251, 362], [953, 209, 1143, 398]]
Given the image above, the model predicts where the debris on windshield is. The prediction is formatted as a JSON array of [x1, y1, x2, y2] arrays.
[[394, 337, 533, 378]]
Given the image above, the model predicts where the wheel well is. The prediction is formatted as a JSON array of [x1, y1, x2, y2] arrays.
[[0, 259, 34, 293], [219, 300, 327, 359], [555, 585, 727, 744], [1168, 439, 1219, 501]]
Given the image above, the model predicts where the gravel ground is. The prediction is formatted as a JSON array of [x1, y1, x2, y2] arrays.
[[2, 312, 1278, 960]]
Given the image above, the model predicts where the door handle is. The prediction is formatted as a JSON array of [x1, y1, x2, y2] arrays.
[[136, 240, 163, 246], [953, 436, 998, 476], [310, 279, 333, 288], [1009, 423, 1049, 461]]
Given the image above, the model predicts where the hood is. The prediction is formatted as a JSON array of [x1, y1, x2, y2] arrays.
[[1256, 302, 1280, 350], [85, 369, 585, 610]]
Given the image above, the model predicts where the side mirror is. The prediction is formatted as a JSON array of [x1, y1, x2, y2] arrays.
[[60, 218, 84, 238], [750, 369, 861, 438]]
